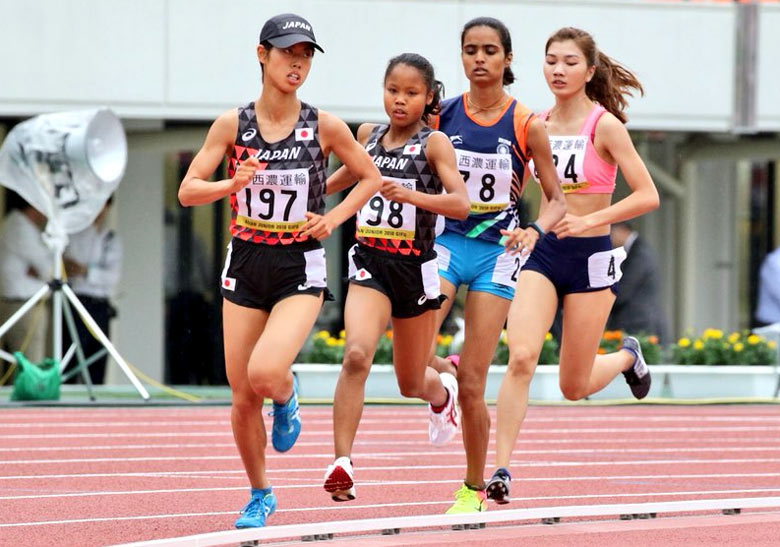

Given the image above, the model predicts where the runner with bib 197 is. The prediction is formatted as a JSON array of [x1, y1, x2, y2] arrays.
[[177, 13, 382, 529]]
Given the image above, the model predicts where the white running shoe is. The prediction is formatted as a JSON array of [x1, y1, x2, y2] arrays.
[[429, 372, 460, 446], [323, 456, 355, 502]]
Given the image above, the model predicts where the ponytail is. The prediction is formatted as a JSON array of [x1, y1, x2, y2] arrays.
[[587, 51, 644, 124]]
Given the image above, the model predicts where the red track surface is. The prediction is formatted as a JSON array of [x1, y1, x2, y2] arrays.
[[2, 404, 780, 546]]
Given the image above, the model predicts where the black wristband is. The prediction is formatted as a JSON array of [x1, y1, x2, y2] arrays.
[[528, 222, 545, 238]]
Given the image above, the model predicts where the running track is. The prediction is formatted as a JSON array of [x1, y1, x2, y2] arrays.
[[2, 404, 780, 546]]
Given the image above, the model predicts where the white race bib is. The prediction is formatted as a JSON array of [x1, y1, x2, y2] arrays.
[[356, 177, 416, 240], [587, 246, 626, 288], [235, 167, 309, 232], [456, 149, 512, 214], [492, 250, 528, 288], [529, 135, 588, 193]]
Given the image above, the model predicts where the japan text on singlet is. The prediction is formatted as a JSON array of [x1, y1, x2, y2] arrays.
[[356, 125, 442, 256], [430, 94, 533, 244], [227, 101, 327, 246]]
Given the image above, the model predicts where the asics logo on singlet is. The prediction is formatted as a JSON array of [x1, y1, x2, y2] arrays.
[[417, 295, 428, 305], [449, 135, 463, 145], [242, 128, 257, 142], [365, 141, 377, 152]]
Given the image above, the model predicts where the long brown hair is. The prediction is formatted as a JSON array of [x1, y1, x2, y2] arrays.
[[545, 27, 643, 124]]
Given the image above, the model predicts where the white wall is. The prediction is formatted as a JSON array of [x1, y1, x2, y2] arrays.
[[757, 5, 780, 131], [2, 0, 772, 131]]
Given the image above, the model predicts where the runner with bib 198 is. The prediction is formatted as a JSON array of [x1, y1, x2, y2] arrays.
[[178, 13, 382, 529], [322, 53, 469, 503]]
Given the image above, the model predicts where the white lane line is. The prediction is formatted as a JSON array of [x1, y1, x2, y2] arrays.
[[3, 414, 780, 427], [4, 453, 780, 466], [3, 442, 780, 455], [5, 425, 780, 440], [3, 469, 780, 483], [4, 485, 780, 503], [4, 437, 780, 453], [4, 496, 780, 534]]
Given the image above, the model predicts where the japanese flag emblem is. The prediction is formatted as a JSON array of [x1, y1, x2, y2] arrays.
[[403, 144, 421, 156], [295, 128, 314, 141]]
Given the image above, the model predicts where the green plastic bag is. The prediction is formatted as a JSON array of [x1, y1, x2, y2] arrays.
[[10, 351, 61, 401]]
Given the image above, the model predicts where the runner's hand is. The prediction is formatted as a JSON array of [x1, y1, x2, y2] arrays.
[[228, 157, 260, 193], [500, 227, 539, 256], [553, 213, 591, 238], [300, 211, 336, 241], [379, 180, 412, 204]]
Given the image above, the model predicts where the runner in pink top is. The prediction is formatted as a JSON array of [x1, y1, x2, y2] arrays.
[[487, 27, 661, 505], [533, 105, 618, 195]]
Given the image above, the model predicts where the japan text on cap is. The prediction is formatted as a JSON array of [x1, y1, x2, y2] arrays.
[[259, 13, 324, 53]]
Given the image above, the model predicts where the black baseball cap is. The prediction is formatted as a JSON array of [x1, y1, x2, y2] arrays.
[[259, 13, 324, 53]]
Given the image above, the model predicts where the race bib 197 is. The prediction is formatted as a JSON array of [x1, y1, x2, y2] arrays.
[[235, 167, 309, 232]]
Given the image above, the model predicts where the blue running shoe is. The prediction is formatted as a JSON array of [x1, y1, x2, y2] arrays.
[[235, 487, 277, 528], [270, 374, 301, 452]]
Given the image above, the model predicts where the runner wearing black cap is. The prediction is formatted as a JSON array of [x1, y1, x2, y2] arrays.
[[178, 13, 382, 529]]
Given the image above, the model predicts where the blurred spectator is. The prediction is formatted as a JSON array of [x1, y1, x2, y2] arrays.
[[607, 221, 669, 343], [62, 198, 121, 384], [0, 195, 52, 363], [755, 245, 780, 326], [164, 209, 215, 384]]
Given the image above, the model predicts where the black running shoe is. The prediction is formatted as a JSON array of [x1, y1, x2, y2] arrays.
[[486, 467, 511, 504], [621, 336, 651, 399]]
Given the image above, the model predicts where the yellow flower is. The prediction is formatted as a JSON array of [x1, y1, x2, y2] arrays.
[[326, 337, 338, 347], [693, 340, 704, 350], [747, 334, 761, 346], [728, 332, 740, 344], [678, 337, 691, 348], [733, 342, 744, 352], [703, 328, 723, 340], [768, 341, 776, 350], [500, 329, 508, 344], [339, 329, 346, 339], [315, 330, 330, 340], [545, 332, 553, 342], [335, 338, 345, 347], [442, 334, 453, 346]]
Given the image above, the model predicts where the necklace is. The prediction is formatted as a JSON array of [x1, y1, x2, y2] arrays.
[[466, 93, 508, 114]]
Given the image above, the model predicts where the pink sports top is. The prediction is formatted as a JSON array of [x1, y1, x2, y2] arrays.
[[528, 105, 618, 194]]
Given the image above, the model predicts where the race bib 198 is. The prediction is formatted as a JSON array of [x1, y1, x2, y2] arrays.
[[356, 177, 417, 240], [456, 149, 512, 214], [235, 167, 309, 232]]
